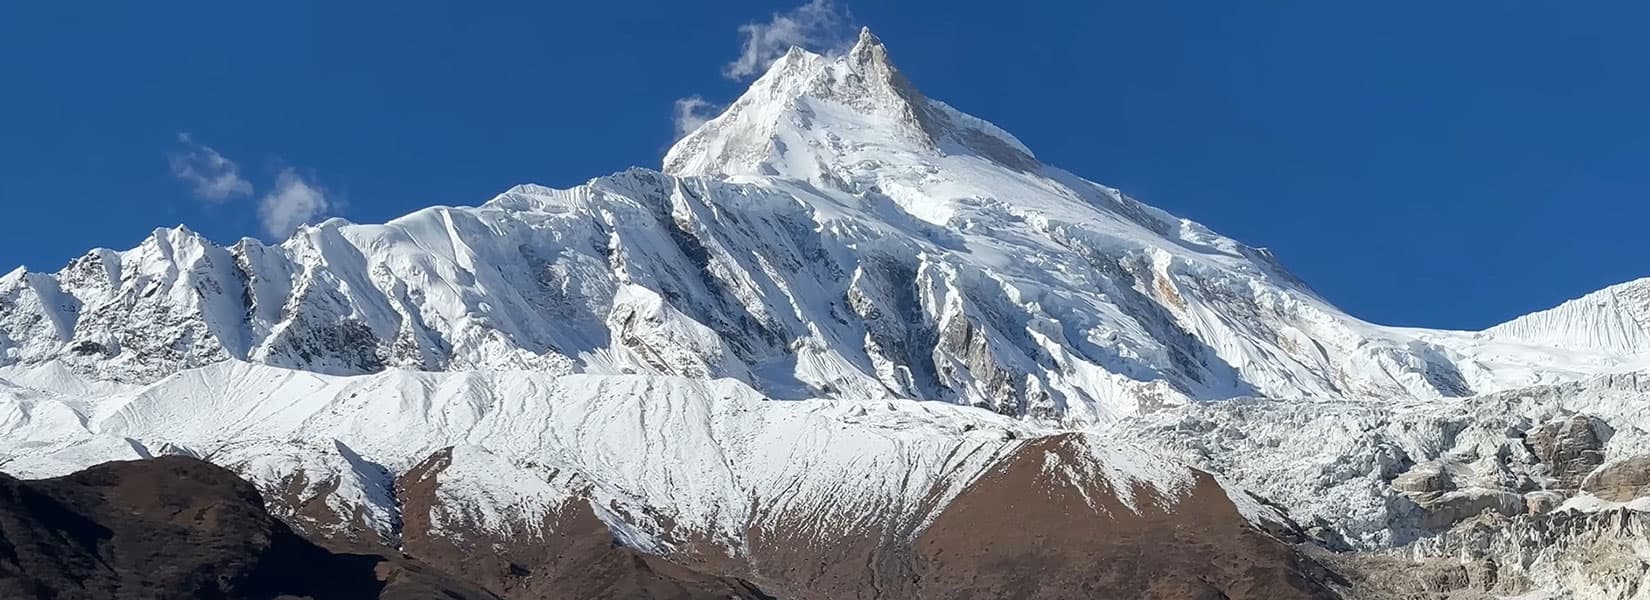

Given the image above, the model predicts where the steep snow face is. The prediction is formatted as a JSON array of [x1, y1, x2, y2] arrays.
[[1483, 277, 1650, 355]]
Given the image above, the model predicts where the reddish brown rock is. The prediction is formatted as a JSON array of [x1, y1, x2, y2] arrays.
[[394, 448, 771, 600], [1525, 415, 1611, 488], [1582, 455, 1650, 502], [911, 434, 1340, 600], [0, 456, 495, 600]]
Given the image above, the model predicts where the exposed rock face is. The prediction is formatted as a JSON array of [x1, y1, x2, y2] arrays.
[[1328, 551, 1524, 599], [394, 448, 772, 600], [1376, 508, 1650, 599], [1411, 489, 1526, 530], [1124, 378, 1650, 551], [1524, 490, 1566, 515], [910, 434, 1340, 600], [1391, 462, 1452, 494], [0, 456, 496, 600], [1392, 462, 1527, 529], [1524, 414, 1612, 489], [1582, 455, 1650, 502], [1121, 374, 1650, 599], [44, 447, 1650, 600]]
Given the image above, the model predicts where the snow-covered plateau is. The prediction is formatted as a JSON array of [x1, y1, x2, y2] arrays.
[[4, 29, 1650, 599]]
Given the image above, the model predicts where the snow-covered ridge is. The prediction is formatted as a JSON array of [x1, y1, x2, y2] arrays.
[[4, 29, 1628, 428], [1483, 277, 1650, 354], [0, 360, 1246, 551]]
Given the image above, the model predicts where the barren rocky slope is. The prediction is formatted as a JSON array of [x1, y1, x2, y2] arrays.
[[0, 456, 498, 600]]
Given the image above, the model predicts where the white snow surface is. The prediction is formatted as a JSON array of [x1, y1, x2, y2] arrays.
[[1483, 277, 1650, 355]]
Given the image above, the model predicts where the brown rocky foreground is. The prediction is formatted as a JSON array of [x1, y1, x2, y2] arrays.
[[2, 435, 1349, 599], [911, 435, 1340, 599], [0, 456, 495, 600], [389, 433, 1344, 599]]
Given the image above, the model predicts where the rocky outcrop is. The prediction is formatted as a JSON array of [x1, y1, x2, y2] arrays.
[[1582, 455, 1650, 502], [1412, 489, 1526, 530], [1392, 461, 1457, 494], [0, 456, 496, 600], [1120, 374, 1650, 599], [41, 436, 1650, 600], [1124, 378, 1650, 551], [1366, 507, 1650, 599], [1327, 551, 1524, 599], [1392, 462, 1528, 529], [1524, 414, 1612, 489]]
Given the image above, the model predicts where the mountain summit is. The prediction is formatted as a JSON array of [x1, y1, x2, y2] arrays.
[[666, 27, 1039, 183]]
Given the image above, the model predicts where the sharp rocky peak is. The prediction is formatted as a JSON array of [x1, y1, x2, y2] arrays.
[[663, 27, 1039, 183]]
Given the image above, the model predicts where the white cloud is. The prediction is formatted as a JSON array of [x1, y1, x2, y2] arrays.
[[722, 0, 851, 80], [169, 133, 252, 202], [258, 169, 332, 239], [672, 95, 721, 139]]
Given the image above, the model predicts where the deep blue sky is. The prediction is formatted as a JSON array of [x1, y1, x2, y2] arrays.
[[2, 1, 1645, 330]]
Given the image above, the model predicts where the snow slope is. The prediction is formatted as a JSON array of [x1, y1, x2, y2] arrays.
[[0, 360, 1232, 556]]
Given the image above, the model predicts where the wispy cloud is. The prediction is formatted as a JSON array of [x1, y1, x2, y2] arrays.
[[672, 1, 852, 141], [722, 0, 852, 80], [258, 169, 332, 238], [672, 95, 721, 139], [168, 133, 252, 202]]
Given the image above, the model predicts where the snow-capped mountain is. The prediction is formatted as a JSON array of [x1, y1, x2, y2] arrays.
[[4, 29, 1632, 425], [3, 27, 1650, 599]]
